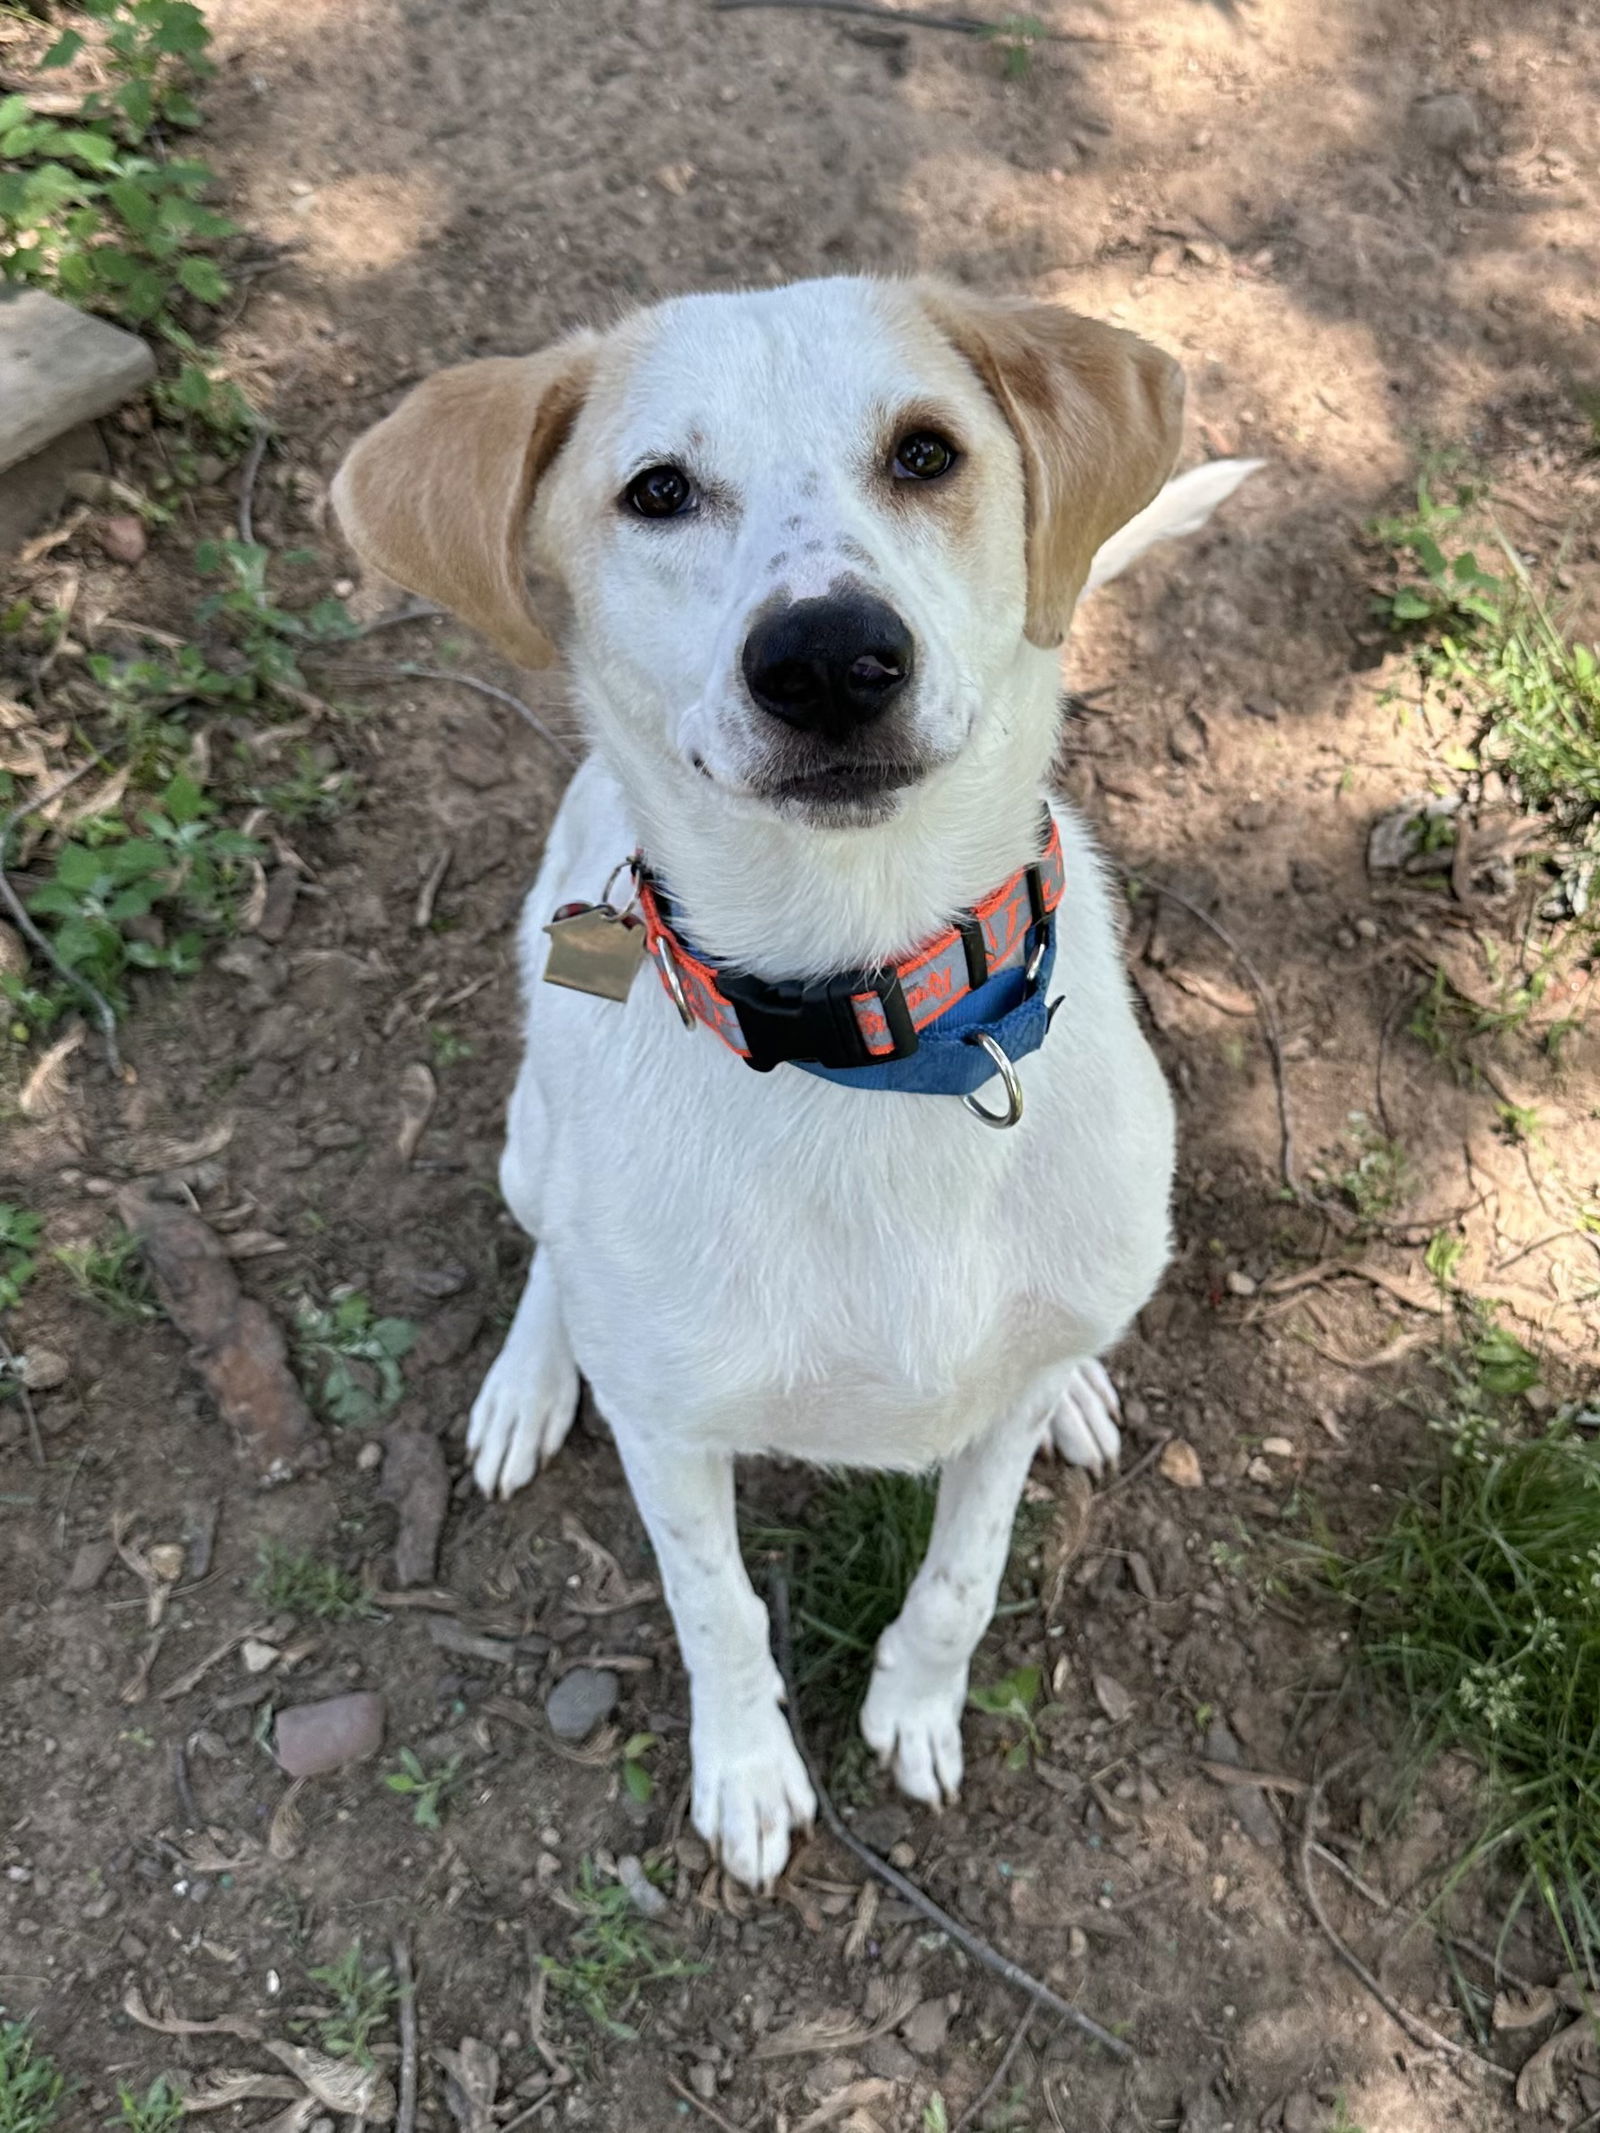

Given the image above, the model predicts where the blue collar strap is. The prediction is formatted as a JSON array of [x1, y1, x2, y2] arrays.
[[631, 813, 1063, 1100]]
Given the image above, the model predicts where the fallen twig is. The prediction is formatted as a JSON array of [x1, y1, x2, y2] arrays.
[[0, 761, 122, 1073], [1099, 1429, 1172, 1500], [667, 2072, 748, 2133], [953, 2003, 1049, 2133], [1299, 1764, 1511, 2084], [0, 1328, 44, 1467], [171, 1739, 201, 1828], [345, 598, 442, 639], [237, 427, 270, 545], [393, 1935, 418, 2133], [336, 665, 580, 764], [1308, 1839, 1538, 1995], [712, 0, 1115, 39], [1128, 869, 1295, 1187], [769, 1572, 1133, 2061]]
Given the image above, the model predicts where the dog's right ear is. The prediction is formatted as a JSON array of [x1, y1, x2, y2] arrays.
[[331, 338, 597, 669]]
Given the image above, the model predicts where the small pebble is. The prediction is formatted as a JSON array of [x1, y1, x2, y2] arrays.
[[545, 1667, 620, 1742], [20, 1349, 70, 1392], [95, 514, 147, 565], [1224, 1270, 1257, 1298], [273, 1691, 385, 1777]]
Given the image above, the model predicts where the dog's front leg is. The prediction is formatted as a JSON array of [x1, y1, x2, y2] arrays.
[[613, 1427, 816, 1891], [862, 1360, 1120, 1806]]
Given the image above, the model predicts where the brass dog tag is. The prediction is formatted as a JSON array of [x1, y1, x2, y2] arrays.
[[541, 902, 647, 1003]]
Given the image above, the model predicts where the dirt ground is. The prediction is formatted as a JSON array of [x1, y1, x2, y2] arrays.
[[4, 0, 1600, 2127]]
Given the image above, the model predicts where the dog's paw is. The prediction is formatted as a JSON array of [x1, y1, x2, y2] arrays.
[[466, 1338, 578, 1500], [692, 1704, 816, 1893], [860, 1641, 966, 1807], [1042, 1358, 1122, 1476]]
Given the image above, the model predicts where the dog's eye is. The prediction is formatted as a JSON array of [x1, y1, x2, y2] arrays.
[[891, 431, 959, 482], [625, 464, 696, 519]]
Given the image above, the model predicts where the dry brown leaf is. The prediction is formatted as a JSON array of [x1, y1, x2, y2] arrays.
[[1167, 966, 1256, 1016], [841, 1881, 879, 1963], [1516, 2013, 1600, 2112], [261, 2040, 396, 2120], [1093, 1671, 1135, 1724], [754, 1984, 920, 2062], [268, 1777, 308, 1861], [794, 2079, 892, 2133], [19, 1023, 84, 1118], [123, 1984, 262, 2040], [180, 1832, 261, 1875], [560, 1513, 659, 1614], [1158, 1437, 1204, 1489], [395, 1059, 437, 1163], [174, 2069, 303, 2114], [1492, 1984, 1558, 2031], [436, 2037, 500, 2133], [222, 1229, 289, 1259]]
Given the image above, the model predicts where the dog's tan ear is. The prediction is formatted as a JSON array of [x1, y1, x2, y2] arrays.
[[331, 338, 597, 669], [922, 287, 1184, 648]]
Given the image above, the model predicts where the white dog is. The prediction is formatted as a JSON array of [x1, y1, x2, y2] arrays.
[[333, 277, 1256, 1890]]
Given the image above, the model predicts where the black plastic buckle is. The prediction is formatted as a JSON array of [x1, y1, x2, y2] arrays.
[[720, 964, 919, 1073]]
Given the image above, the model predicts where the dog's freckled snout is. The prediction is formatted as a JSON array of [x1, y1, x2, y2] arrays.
[[741, 594, 914, 736]]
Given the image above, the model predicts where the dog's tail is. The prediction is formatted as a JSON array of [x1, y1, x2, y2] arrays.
[[1086, 458, 1264, 595]]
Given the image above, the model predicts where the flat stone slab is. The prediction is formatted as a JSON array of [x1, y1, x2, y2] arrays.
[[0, 287, 155, 476]]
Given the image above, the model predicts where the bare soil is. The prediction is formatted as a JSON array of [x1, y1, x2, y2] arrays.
[[4, 1, 1600, 2129]]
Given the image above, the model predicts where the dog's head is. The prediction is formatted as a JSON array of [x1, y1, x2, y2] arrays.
[[333, 277, 1182, 826]]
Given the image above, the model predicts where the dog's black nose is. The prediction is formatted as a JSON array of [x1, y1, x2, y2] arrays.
[[742, 595, 914, 735]]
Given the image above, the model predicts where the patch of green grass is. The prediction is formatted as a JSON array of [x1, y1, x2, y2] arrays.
[[253, 1540, 372, 1622], [427, 1024, 473, 1070], [292, 1293, 415, 1426], [382, 1748, 461, 1831], [0, 2020, 67, 2133], [540, 1857, 701, 2039], [0, 1206, 42, 1314], [745, 1471, 936, 1725], [1330, 1316, 1600, 1980], [110, 2078, 182, 2133], [1372, 473, 1600, 923], [253, 744, 353, 827], [305, 1943, 395, 2068], [981, 13, 1048, 77], [54, 1224, 154, 1322], [1328, 2103, 1365, 2133]]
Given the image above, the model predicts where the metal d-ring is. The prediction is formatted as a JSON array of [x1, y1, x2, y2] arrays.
[[652, 937, 696, 1028], [1025, 929, 1049, 984], [962, 1031, 1024, 1128]]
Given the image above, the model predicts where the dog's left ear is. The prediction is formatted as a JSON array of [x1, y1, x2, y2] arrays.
[[331, 337, 598, 669], [921, 287, 1184, 648]]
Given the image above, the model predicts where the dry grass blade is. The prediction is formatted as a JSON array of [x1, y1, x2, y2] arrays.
[[561, 1513, 660, 1614], [261, 2039, 397, 2119], [268, 1776, 308, 1861], [753, 1980, 919, 2059], [123, 1983, 262, 2039], [174, 2069, 303, 2114]]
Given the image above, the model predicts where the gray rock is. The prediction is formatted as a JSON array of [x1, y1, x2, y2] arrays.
[[900, 1998, 953, 2058], [0, 289, 155, 475], [1411, 90, 1479, 156], [545, 1666, 619, 1741], [274, 1691, 386, 1777], [862, 2036, 919, 2082]]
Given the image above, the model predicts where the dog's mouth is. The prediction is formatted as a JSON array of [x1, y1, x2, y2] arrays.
[[759, 759, 929, 819]]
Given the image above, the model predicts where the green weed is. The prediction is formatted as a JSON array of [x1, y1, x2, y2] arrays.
[[54, 1224, 154, 1322], [1330, 1318, 1600, 1980], [20, 772, 261, 1022], [292, 1293, 415, 1426], [968, 1663, 1043, 1770], [254, 745, 353, 827], [0, 1206, 42, 1314], [193, 538, 354, 696], [253, 1540, 372, 1623], [0, 2020, 67, 2133], [110, 2079, 182, 2133], [620, 1731, 658, 1805], [981, 13, 1048, 77], [1327, 1111, 1412, 1228], [1373, 474, 1600, 923], [383, 1748, 461, 1831], [305, 1943, 395, 2068], [745, 1471, 936, 1725], [540, 1857, 700, 2038]]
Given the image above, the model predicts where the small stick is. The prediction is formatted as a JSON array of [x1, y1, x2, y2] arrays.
[[1299, 1767, 1511, 2083], [1099, 1429, 1171, 1500], [497, 2095, 560, 2132], [953, 2003, 1048, 2133], [769, 1572, 1133, 2061], [1307, 1840, 1537, 1994], [170, 1740, 200, 1829], [1126, 868, 1295, 1188], [1373, 985, 1407, 1141], [344, 599, 442, 639], [392, 1935, 418, 2133], [712, 0, 1112, 41], [237, 428, 269, 546], [0, 1329, 44, 1467], [0, 762, 122, 1073], [395, 665, 581, 765], [666, 2072, 748, 2133]]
